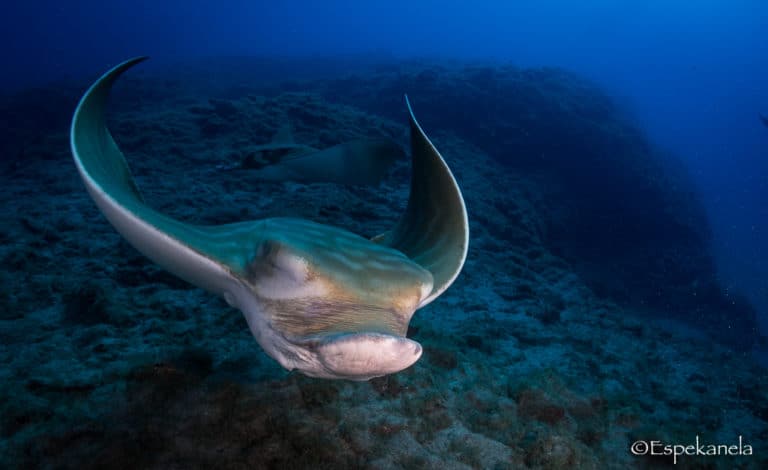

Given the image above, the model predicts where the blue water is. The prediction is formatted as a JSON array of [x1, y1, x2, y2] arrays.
[[2, 1, 767, 467]]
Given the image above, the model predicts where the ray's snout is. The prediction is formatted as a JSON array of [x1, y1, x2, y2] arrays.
[[313, 332, 423, 380]]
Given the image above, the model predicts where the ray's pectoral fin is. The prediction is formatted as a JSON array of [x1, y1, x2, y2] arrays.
[[70, 56, 243, 296], [375, 96, 469, 308]]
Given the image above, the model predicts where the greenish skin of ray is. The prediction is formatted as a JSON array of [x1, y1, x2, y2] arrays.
[[70, 57, 469, 381]]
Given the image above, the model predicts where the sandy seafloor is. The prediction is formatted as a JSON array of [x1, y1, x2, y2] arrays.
[[0, 58, 766, 469]]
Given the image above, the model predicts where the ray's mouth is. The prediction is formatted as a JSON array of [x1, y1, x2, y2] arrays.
[[267, 296, 411, 339]]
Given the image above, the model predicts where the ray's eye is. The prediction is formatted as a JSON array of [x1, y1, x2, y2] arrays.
[[249, 240, 309, 285], [256, 240, 281, 268]]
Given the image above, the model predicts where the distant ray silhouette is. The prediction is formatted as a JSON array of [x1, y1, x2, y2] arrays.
[[760, 113, 768, 129]]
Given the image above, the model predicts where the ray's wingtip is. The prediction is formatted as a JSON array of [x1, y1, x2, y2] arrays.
[[108, 56, 150, 75], [122, 55, 150, 65], [404, 94, 414, 117]]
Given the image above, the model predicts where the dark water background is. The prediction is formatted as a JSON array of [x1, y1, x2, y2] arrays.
[[3, 0, 766, 335], [2, 2, 768, 467]]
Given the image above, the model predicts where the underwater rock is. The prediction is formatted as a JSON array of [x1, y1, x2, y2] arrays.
[[424, 345, 459, 370], [296, 377, 341, 409], [369, 374, 403, 398], [170, 347, 214, 378], [61, 281, 112, 325], [463, 334, 485, 350], [516, 388, 566, 425], [208, 98, 239, 118], [524, 433, 594, 469]]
